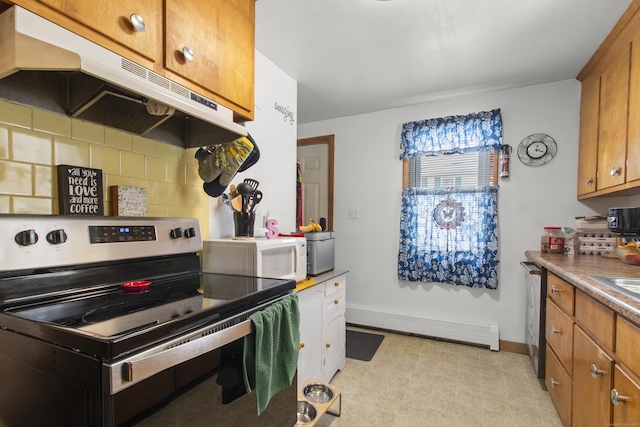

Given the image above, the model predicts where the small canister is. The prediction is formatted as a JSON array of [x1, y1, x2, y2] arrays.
[[541, 227, 565, 254]]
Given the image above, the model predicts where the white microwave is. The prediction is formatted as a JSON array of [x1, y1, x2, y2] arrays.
[[202, 237, 307, 282]]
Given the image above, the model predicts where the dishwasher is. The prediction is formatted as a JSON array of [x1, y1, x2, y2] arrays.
[[520, 261, 547, 379]]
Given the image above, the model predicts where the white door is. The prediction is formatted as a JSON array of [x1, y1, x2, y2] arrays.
[[297, 144, 329, 225]]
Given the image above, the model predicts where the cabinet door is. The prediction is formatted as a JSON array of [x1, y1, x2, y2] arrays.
[[322, 310, 345, 383], [546, 344, 573, 427], [597, 40, 629, 190], [165, 0, 255, 115], [297, 287, 323, 388], [627, 31, 640, 184], [37, 0, 161, 62], [577, 73, 600, 196], [612, 365, 640, 424], [572, 325, 613, 427]]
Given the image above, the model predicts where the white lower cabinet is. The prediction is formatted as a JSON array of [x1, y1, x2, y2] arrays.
[[297, 272, 347, 388]]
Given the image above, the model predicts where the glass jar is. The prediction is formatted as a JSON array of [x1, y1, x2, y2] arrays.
[[541, 227, 565, 254]]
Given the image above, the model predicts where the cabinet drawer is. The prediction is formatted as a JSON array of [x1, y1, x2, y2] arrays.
[[575, 290, 615, 351], [546, 298, 574, 375], [546, 344, 573, 427], [324, 290, 345, 317], [547, 273, 575, 315], [324, 275, 345, 298], [616, 317, 640, 377]]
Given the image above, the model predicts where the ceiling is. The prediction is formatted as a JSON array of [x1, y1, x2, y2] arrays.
[[255, 0, 632, 124]]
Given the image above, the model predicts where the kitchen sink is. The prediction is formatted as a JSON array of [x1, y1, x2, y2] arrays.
[[589, 276, 640, 300]]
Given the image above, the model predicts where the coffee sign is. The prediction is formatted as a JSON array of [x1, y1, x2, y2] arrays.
[[57, 165, 104, 216]]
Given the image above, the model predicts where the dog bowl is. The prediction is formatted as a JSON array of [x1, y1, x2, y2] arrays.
[[297, 400, 317, 424], [303, 383, 334, 404]]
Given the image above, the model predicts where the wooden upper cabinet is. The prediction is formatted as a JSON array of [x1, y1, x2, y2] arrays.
[[627, 33, 640, 184], [577, 73, 600, 196], [36, 0, 161, 63], [165, 0, 255, 117], [597, 40, 629, 191]]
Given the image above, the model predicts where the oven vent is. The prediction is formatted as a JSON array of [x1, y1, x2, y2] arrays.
[[162, 314, 251, 351]]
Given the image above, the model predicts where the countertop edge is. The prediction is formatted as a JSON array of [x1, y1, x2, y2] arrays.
[[525, 250, 640, 326], [295, 269, 348, 292]]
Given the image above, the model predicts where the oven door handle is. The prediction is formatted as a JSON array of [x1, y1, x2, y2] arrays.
[[108, 318, 252, 395]]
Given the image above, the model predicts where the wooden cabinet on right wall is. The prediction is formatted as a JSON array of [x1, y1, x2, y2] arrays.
[[577, 2, 640, 199]]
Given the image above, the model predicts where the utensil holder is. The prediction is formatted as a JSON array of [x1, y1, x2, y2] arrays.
[[233, 211, 255, 237]]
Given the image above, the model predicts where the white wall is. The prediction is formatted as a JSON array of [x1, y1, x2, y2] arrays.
[[298, 79, 638, 344], [208, 51, 298, 239]]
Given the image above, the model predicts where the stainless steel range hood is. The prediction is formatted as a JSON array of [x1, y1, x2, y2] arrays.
[[0, 6, 247, 148]]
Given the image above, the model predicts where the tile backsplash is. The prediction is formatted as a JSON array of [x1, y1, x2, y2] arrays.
[[0, 99, 210, 236]]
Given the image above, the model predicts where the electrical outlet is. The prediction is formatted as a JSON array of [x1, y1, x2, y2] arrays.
[[348, 208, 359, 219]]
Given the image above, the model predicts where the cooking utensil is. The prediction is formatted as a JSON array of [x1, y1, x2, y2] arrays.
[[231, 195, 243, 212], [236, 182, 253, 212], [229, 184, 238, 198], [244, 178, 260, 191], [247, 190, 262, 212]]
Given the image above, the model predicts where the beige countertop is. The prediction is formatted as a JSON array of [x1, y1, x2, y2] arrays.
[[525, 251, 640, 325]]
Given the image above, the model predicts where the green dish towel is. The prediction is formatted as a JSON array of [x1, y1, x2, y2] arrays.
[[243, 293, 300, 415]]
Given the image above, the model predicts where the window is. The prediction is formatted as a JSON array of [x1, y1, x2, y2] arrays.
[[397, 109, 501, 289], [406, 150, 497, 189]]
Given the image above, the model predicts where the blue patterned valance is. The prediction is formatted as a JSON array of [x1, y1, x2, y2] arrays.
[[400, 108, 502, 159]]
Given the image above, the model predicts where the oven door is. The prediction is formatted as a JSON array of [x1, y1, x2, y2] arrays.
[[107, 295, 297, 427]]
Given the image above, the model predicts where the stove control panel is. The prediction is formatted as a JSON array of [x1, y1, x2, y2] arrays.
[[2, 216, 202, 272], [89, 225, 157, 244]]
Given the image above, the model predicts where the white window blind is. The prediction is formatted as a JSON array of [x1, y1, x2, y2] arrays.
[[407, 150, 496, 189]]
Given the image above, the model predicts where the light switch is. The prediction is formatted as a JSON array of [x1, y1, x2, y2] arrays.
[[348, 208, 359, 219]]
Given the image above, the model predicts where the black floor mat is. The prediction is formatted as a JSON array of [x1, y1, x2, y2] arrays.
[[345, 330, 384, 361]]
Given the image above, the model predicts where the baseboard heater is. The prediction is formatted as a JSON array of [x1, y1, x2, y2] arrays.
[[346, 306, 499, 351]]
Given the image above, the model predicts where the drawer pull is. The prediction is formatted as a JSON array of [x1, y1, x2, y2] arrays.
[[326, 343, 331, 348], [550, 326, 561, 335], [334, 300, 339, 305], [551, 285, 562, 294], [611, 388, 631, 406], [550, 378, 560, 387], [300, 343, 305, 349], [590, 364, 606, 379], [334, 282, 340, 287]]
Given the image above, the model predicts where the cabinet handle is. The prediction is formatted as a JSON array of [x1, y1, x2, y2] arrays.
[[129, 14, 146, 32], [334, 282, 340, 287], [611, 388, 631, 406], [551, 285, 561, 294], [585, 178, 593, 184], [610, 167, 621, 176], [326, 343, 331, 348], [182, 46, 195, 62], [300, 343, 305, 349], [550, 326, 561, 335], [550, 378, 560, 387], [334, 300, 339, 305], [590, 364, 606, 378]]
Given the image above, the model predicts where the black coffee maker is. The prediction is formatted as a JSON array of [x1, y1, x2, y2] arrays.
[[608, 207, 640, 235]]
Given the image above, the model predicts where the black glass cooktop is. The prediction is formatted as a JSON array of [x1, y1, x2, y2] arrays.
[[1, 272, 294, 359]]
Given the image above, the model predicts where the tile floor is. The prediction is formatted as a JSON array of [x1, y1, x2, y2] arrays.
[[315, 326, 564, 427]]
